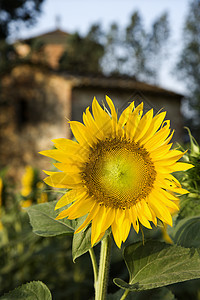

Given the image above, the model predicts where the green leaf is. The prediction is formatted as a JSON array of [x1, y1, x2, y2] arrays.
[[173, 216, 200, 248], [72, 219, 110, 261], [114, 240, 200, 291], [26, 201, 75, 237], [72, 216, 92, 261], [0, 281, 52, 300], [108, 287, 175, 300]]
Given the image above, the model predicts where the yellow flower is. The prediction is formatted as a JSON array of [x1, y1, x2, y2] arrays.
[[21, 166, 34, 197], [37, 192, 48, 204], [40, 97, 193, 248], [20, 199, 33, 208]]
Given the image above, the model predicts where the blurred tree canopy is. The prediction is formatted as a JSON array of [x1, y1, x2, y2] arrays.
[[59, 12, 170, 81], [176, 0, 200, 132], [0, 0, 45, 75], [102, 11, 170, 83], [59, 24, 105, 74], [0, 0, 45, 40]]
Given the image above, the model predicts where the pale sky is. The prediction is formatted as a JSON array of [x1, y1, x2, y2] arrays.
[[15, 0, 191, 94]]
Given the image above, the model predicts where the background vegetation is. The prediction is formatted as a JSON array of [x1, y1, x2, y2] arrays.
[[0, 0, 200, 299]]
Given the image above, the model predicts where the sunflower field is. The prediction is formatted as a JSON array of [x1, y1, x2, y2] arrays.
[[0, 100, 200, 300]]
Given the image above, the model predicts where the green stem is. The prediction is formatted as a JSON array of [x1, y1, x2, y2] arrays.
[[95, 234, 112, 300], [120, 289, 130, 300], [89, 248, 98, 290]]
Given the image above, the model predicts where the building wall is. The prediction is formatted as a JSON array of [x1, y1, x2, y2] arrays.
[[0, 67, 183, 181], [71, 87, 183, 142], [0, 65, 72, 180]]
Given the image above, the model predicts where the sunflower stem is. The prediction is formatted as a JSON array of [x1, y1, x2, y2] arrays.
[[89, 248, 98, 291], [95, 234, 112, 300], [120, 289, 130, 300]]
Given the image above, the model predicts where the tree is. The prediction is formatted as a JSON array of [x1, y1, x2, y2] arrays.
[[125, 11, 148, 79], [59, 24, 105, 74], [0, 40, 18, 74], [125, 11, 170, 83], [102, 23, 127, 75], [0, 0, 45, 40], [147, 12, 170, 82], [176, 0, 200, 131], [101, 11, 170, 83]]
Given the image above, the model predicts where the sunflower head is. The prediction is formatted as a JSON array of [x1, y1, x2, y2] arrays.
[[40, 96, 193, 248]]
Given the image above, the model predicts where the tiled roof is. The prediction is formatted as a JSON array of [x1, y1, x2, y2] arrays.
[[62, 73, 183, 98], [20, 29, 69, 45]]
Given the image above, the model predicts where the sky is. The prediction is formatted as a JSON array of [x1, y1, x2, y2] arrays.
[[16, 0, 191, 94]]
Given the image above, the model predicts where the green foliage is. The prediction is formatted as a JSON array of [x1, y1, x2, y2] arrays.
[[176, 129, 200, 220], [102, 11, 170, 83], [0, 0, 44, 39], [72, 217, 92, 261], [0, 172, 94, 299], [26, 201, 74, 237], [2, 130, 200, 299], [108, 287, 175, 300], [59, 26, 104, 74], [0, 281, 51, 300], [59, 12, 170, 80], [173, 216, 200, 248], [26, 200, 100, 261], [114, 240, 200, 291], [0, 41, 19, 75], [176, 0, 200, 132]]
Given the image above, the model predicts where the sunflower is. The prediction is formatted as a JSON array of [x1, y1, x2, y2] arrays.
[[40, 96, 193, 248]]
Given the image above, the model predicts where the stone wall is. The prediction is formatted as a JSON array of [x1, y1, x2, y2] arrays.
[[0, 65, 72, 180], [0, 67, 183, 182]]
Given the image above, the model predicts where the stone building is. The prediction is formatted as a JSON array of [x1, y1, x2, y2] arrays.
[[0, 30, 183, 180]]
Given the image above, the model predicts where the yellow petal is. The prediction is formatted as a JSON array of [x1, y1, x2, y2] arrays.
[[136, 202, 152, 229], [83, 107, 104, 140], [143, 123, 171, 151], [117, 101, 135, 136], [121, 211, 132, 242], [148, 199, 172, 226], [134, 109, 154, 142], [148, 205, 158, 226], [39, 149, 84, 163], [44, 172, 82, 188], [153, 189, 179, 211], [75, 203, 99, 234], [55, 209, 70, 220], [91, 205, 106, 246], [52, 138, 86, 155], [53, 163, 81, 173], [66, 196, 93, 219], [150, 143, 172, 160], [138, 214, 152, 229], [161, 223, 173, 244], [95, 231, 106, 245], [92, 97, 112, 135], [129, 206, 139, 233], [125, 102, 143, 140], [69, 121, 95, 147], [111, 220, 122, 248], [139, 111, 166, 145], [100, 207, 115, 233], [154, 150, 186, 163], [106, 96, 117, 134], [55, 189, 85, 209], [170, 162, 194, 172], [139, 200, 153, 220], [160, 189, 180, 201], [115, 208, 125, 227]]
